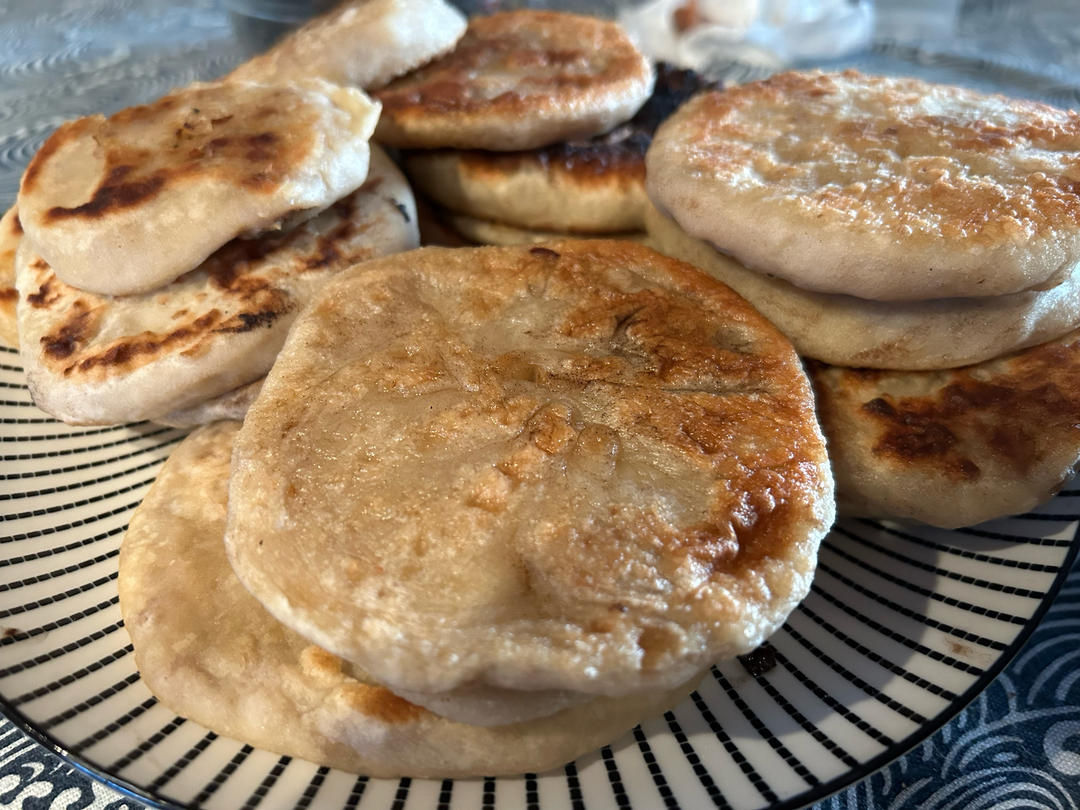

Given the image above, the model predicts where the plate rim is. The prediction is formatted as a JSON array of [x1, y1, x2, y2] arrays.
[[1, 519, 1076, 810]]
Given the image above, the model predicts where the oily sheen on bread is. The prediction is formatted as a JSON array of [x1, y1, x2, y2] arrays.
[[646, 70, 1080, 301], [228, 0, 466, 89], [373, 11, 654, 151], [809, 330, 1080, 528], [17, 147, 417, 425], [119, 421, 703, 777], [18, 79, 379, 295], [645, 202, 1080, 369], [225, 240, 834, 702]]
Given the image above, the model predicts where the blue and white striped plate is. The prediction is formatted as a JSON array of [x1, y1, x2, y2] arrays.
[[1, 341, 1076, 810], [1, 1, 1079, 806]]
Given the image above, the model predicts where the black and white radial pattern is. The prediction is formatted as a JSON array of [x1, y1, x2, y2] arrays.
[[1, 343, 1077, 810], [2, 1, 1079, 805]]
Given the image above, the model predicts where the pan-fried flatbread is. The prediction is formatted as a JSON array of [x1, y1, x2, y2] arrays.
[[444, 209, 647, 247], [119, 421, 702, 777], [0, 207, 19, 348], [647, 70, 1080, 301], [373, 11, 654, 151], [404, 65, 712, 234], [225, 240, 834, 701], [809, 330, 1080, 527], [228, 0, 466, 89], [645, 202, 1080, 369], [17, 147, 417, 425], [18, 79, 380, 296], [406, 146, 649, 235]]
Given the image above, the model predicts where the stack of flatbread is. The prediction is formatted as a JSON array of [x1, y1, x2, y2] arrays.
[[646, 69, 1080, 527], [373, 9, 666, 245], [0, 0, 830, 779], [120, 239, 835, 775], [3, 0, 477, 426]]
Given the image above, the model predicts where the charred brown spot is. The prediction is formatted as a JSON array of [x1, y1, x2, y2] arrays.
[[68, 311, 220, 376], [27, 278, 60, 308], [31, 87, 318, 223], [10, 213, 22, 235], [42, 306, 96, 360], [862, 395, 968, 472], [530, 246, 560, 258], [244, 132, 279, 162], [46, 170, 166, 221], [2, 627, 18, 639], [215, 308, 287, 333], [376, 12, 652, 121], [0, 288, 17, 303], [304, 241, 341, 269], [875, 416, 963, 468], [854, 341, 1080, 479], [862, 396, 895, 418]]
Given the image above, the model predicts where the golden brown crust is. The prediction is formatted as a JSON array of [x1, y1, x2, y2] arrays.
[[17, 80, 379, 297], [226, 240, 834, 697], [16, 148, 419, 425], [403, 65, 712, 233], [809, 330, 1080, 526], [647, 70, 1080, 301], [373, 11, 653, 150], [119, 420, 707, 777], [447, 64, 713, 186], [25, 189, 386, 381], [688, 71, 1080, 244], [24, 88, 319, 216]]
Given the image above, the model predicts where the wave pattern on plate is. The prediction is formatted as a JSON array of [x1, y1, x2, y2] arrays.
[[0, 342, 1075, 810]]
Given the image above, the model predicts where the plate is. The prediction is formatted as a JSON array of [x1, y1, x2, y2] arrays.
[[1, 342, 1077, 810], [1, 2, 1079, 808]]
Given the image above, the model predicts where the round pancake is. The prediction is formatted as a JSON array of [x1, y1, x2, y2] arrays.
[[119, 421, 702, 777], [403, 65, 712, 233], [225, 240, 834, 699], [646, 70, 1080, 302], [646, 202, 1080, 369], [227, 0, 466, 89], [372, 11, 654, 151], [17, 79, 380, 296], [17, 147, 417, 425], [405, 147, 648, 234], [809, 329, 1080, 528], [445, 209, 647, 247], [0, 207, 20, 349]]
